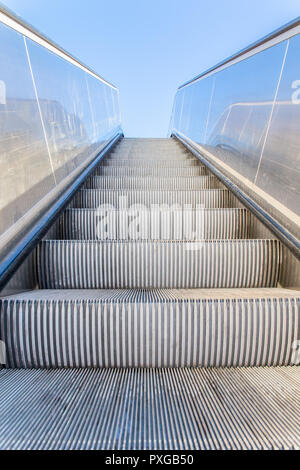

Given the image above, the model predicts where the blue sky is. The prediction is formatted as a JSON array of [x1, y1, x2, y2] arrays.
[[2, 0, 300, 137]]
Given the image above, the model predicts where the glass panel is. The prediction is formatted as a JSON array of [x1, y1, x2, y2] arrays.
[[179, 85, 193, 137], [170, 37, 300, 226], [26, 38, 95, 184], [181, 75, 214, 144], [205, 41, 287, 181], [87, 75, 121, 143], [0, 20, 121, 242], [0, 22, 55, 237], [256, 34, 300, 216], [172, 88, 184, 131], [86, 74, 110, 142]]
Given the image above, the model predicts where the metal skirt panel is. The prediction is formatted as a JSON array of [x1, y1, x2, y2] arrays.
[[0, 294, 298, 368]]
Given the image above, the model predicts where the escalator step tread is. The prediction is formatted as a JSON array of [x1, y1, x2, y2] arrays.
[[0, 367, 299, 449]]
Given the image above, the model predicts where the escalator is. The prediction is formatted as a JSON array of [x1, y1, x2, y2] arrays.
[[0, 138, 299, 450]]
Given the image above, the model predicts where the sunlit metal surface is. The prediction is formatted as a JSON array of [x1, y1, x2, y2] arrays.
[[0, 17, 121, 239], [0, 367, 299, 449], [171, 33, 300, 224]]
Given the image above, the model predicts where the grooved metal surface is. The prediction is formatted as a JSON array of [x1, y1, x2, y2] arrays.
[[94, 166, 207, 176], [110, 150, 192, 157], [38, 240, 281, 289], [84, 175, 222, 190], [1, 137, 297, 451], [0, 367, 299, 449], [70, 189, 237, 209], [1, 290, 298, 368], [61, 208, 248, 240], [101, 159, 200, 167]]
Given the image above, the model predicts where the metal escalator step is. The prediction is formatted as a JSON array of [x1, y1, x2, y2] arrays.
[[94, 166, 207, 176], [117, 141, 184, 147], [1, 288, 299, 368], [37, 239, 281, 289], [70, 189, 237, 209], [0, 367, 298, 449], [100, 159, 200, 167], [109, 153, 192, 160], [61, 208, 248, 240], [117, 141, 182, 146], [111, 146, 189, 152], [84, 176, 222, 190], [114, 144, 187, 150]]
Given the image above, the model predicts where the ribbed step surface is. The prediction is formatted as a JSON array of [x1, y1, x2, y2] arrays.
[[94, 166, 207, 176], [110, 148, 191, 155], [1, 137, 296, 451], [71, 189, 236, 209], [38, 240, 281, 289], [84, 176, 221, 190], [100, 159, 200, 167], [61, 208, 248, 240], [0, 367, 299, 449], [1, 288, 298, 368]]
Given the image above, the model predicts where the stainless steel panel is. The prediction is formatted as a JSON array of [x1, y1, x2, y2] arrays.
[[0, 22, 55, 237], [255, 35, 300, 216]]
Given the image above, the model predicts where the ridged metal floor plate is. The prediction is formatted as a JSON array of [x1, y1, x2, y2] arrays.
[[0, 367, 299, 449]]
